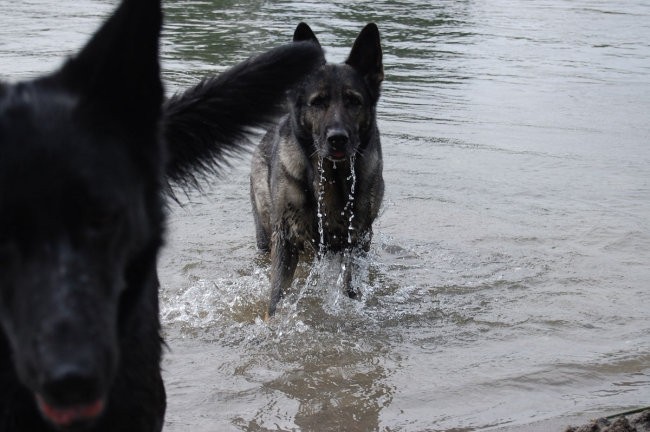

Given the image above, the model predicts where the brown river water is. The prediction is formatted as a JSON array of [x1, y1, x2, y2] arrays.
[[1, 0, 649, 430]]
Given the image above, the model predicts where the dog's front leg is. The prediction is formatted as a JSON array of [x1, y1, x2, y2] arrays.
[[267, 231, 299, 318], [341, 249, 358, 299]]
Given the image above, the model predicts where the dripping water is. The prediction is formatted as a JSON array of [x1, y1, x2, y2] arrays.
[[316, 155, 358, 256], [339, 155, 356, 291], [315, 155, 358, 293], [316, 157, 326, 257], [345, 154, 357, 245]]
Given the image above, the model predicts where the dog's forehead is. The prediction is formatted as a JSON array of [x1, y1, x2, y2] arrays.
[[0, 83, 126, 170], [0, 85, 137, 215], [0, 83, 78, 149], [304, 64, 366, 94]]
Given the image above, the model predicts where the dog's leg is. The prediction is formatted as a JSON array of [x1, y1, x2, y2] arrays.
[[254, 215, 270, 252], [250, 185, 270, 252], [361, 226, 373, 253], [267, 232, 299, 318], [341, 249, 359, 299]]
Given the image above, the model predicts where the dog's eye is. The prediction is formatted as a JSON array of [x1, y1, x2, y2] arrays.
[[308, 94, 328, 108], [344, 92, 363, 107]]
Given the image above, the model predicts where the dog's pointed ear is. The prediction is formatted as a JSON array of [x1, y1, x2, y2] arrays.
[[54, 0, 163, 126], [346, 23, 383, 91], [293, 22, 321, 48]]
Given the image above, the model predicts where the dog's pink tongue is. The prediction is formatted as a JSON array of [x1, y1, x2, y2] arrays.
[[36, 395, 105, 427]]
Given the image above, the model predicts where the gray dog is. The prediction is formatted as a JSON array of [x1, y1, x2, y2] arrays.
[[250, 22, 384, 317]]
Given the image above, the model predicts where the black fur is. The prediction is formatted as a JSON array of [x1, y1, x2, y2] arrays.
[[0, 0, 321, 430], [250, 23, 385, 317], [164, 41, 325, 189]]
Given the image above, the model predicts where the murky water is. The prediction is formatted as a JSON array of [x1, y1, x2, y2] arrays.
[[2, 0, 649, 430]]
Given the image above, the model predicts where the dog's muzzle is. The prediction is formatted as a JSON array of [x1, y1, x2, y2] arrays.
[[326, 128, 349, 160]]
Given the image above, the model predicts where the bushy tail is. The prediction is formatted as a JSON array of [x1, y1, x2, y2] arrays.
[[163, 41, 323, 189]]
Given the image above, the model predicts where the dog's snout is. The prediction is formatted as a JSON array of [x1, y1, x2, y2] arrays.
[[41, 364, 101, 406], [326, 129, 349, 148], [37, 363, 107, 427], [33, 318, 114, 409]]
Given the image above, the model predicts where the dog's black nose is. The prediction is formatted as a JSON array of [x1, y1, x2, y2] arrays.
[[326, 129, 349, 147]]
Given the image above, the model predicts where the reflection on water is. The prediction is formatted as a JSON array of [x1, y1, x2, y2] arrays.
[[161, 256, 397, 431], [1, 0, 649, 430]]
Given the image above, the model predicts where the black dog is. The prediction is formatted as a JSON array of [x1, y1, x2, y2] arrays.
[[250, 23, 385, 317], [0, 0, 321, 430]]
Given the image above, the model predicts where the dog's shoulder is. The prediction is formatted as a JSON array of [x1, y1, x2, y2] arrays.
[[266, 115, 311, 184]]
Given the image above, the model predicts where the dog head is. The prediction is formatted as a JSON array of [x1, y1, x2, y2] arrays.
[[0, 0, 163, 428], [290, 23, 383, 162]]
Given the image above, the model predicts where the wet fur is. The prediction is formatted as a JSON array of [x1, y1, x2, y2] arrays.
[[250, 23, 384, 317], [0, 1, 321, 430]]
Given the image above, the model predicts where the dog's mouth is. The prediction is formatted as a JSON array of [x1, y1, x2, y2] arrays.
[[328, 149, 348, 161], [36, 394, 105, 428]]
